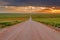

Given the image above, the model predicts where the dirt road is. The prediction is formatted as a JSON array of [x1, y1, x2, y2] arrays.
[[0, 18, 60, 40]]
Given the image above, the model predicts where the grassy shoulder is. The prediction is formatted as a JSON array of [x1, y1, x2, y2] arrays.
[[0, 13, 29, 28], [32, 14, 60, 28], [33, 18, 60, 28], [0, 20, 22, 28]]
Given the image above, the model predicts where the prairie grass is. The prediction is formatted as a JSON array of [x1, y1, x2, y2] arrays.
[[0, 13, 29, 28], [32, 13, 60, 28]]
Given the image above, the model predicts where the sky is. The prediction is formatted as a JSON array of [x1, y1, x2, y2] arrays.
[[0, 0, 60, 6], [0, 0, 60, 13]]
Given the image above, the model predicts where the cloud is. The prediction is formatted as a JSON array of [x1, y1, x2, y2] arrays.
[[0, 2, 9, 6], [0, 0, 10, 6], [0, 6, 60, 13], [0, 0, 60, 6], [0, 6, 29, 13]]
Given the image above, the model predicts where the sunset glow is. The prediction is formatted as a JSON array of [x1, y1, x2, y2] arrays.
[[0, 6, 60, 13]]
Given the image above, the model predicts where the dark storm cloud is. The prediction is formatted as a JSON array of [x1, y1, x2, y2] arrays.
[[0, 0, 60, 6], [0, 0, 9, 6]]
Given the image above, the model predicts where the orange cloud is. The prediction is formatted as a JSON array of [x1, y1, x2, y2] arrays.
[[0, 6, 60, 13]]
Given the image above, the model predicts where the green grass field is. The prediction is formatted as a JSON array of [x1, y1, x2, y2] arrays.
[[0, 13, 60, 28], [32, 13, 60, 28], [0, 13, 29, 28]]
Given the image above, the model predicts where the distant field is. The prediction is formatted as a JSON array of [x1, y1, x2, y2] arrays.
[[0, 13, 29, 28], [32, 13, 60, 28]]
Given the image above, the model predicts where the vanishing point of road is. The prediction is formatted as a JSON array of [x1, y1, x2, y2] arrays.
[[0, 17, 60, 40]]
